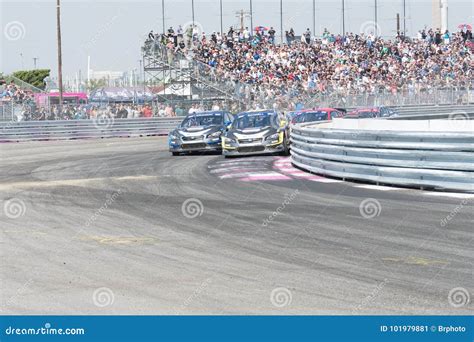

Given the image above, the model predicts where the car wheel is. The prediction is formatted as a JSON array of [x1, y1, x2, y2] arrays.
[[172, 152, 180, 156], [281, 138, 290, 156]]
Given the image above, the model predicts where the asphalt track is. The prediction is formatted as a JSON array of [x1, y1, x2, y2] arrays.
[[0, 137, 472, 314]]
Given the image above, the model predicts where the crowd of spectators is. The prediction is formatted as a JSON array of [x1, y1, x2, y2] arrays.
[[12, 101, 232, 121], [0, 80, 35, 104], [15, 103, 166, 121], [146, 25, 473, 109]]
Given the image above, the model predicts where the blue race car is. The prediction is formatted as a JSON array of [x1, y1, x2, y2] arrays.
[[168, 111, 233, 155]]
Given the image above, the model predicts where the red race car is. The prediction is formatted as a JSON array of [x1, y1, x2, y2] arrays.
[[290, 108, 346, 124], [346, 106, 397, 118]]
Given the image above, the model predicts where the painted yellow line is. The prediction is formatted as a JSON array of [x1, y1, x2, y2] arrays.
[[382, 256, 449, 266], [80, 235, 158, 245]]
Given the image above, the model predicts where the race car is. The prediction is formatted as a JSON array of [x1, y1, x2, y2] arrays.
[[290, 108, 346, 124], [222, 109, 289, 157], [346, 106, 398, 118], [168, 111, 233, 155]]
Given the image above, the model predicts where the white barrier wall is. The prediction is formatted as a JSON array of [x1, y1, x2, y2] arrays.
[[313, 119, 473, 132]]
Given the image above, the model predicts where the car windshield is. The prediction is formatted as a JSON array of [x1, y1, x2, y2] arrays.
[[293, 111, 328, 123], [181, 113, 223, 127], [357, 111, 376, 117], [232, 112, 274, 129]]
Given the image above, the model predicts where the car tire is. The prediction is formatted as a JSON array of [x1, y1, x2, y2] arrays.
[[281, 138, 290, 156], [172, 152, 180, 156]]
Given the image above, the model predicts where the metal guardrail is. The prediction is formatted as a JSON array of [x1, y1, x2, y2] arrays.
[[290, 122, 474, 192], [0, 118, 182, 142], [393, 105, 474, 116]]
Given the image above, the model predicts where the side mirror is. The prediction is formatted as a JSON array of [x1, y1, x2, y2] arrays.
[[224, 120, 232, 127]]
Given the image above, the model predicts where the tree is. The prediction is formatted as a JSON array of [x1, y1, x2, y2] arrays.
[[85, 78, 107, 91], [11, 69, 51, 90]]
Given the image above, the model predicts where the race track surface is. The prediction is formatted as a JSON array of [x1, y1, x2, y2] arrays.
[[0, 137, 472, 314]]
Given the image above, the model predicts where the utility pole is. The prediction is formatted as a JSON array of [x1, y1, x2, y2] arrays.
[[56, 0, 63, 112], [20, 53, 24, 69], [33, 57, 39, 69], [235, 10, 251, 32]]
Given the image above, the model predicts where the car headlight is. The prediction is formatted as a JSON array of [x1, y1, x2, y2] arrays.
[[265, 133, 280, 142], [224, 136, 236, 144], [207, 131, 222, 139], [169, 132, 179, 140]]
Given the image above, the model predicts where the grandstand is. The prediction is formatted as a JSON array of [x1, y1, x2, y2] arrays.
[[144, 26, 473, 110]]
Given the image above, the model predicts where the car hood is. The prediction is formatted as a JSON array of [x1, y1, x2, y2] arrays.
[[226, 126, 277, 140], [173, 125, 222, 137]]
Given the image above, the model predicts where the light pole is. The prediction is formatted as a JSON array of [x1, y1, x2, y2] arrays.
[[162, 0, 165, 34], [219, 0, 223, 34], [403, 0, 406, 35], [375, 0, 378, 36], [33, 57, 39, 69], [56, 0, 63, 112], [280, 0, 283, 43], [342, 0, 345, 35], [138, 59, 143, 84], [249, 0, 253, 34], [192, 0, 195, 27]]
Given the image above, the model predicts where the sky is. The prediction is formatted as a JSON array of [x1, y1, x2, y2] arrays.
[[1, 0, 473, 80]]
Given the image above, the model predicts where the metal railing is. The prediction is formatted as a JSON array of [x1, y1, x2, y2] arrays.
[[143, 41, 243, 105], [290, 121, 474, 192], [0, 102, 15, 122], [0, 117, 182, 142]]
